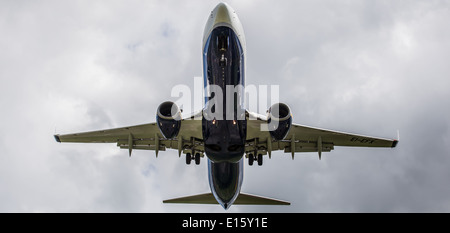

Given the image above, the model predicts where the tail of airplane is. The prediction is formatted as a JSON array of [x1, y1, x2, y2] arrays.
[[163, 193, 290, 206]]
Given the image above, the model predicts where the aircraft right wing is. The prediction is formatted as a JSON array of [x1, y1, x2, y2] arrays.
[[54, 111, 204, 158]]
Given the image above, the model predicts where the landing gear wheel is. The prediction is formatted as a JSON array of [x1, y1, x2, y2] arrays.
[[195, 153, 201, 165], [257, 154, 263, 166], [186, 153, 191, 165], [248, 154, 254, 166]]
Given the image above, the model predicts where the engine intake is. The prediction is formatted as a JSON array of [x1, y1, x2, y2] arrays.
[[156, 101, 182, 139], [267, 103, 292, 140]]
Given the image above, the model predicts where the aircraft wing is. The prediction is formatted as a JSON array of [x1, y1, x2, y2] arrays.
[[246, 114, 398, 159], [54, 111, 203, 157]]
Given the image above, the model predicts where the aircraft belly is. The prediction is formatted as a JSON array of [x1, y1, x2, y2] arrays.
[[208, 159, 243, 209], [202, 26, 246, 163]]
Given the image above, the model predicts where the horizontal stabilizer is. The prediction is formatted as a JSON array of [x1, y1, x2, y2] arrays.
[[235, 193, 290, 205], [163, 193, 290, 206], [163, 193, 217, 204]]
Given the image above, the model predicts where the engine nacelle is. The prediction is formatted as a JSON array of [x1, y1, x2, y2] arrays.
[[267, 103, 292, 140], [156, 101, 182, 139]]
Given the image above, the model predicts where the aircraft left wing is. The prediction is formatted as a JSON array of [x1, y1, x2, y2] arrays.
[[246, 112, 398, 160], [54, 112, 203, 157]]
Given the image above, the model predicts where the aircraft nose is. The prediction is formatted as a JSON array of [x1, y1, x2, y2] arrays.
[[213, 2, 233, 26]]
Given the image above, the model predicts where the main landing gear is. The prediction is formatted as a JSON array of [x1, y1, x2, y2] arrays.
[[186, 152, 201, 165], [248, 154, 263, 166]]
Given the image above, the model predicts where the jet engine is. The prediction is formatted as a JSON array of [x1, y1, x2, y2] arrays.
[[267, 103, 292, 140], [156, 101, 182, 139]]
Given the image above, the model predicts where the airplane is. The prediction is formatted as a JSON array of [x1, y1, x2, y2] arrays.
[[54, 2, 398, 210]]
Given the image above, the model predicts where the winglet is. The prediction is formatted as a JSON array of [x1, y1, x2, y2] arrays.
[[392, 140, 398, 148], [392, 130, 400, 148], [54, 135, 61, 143]]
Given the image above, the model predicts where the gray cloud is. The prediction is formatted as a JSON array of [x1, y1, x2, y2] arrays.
[[1, 0, 449, 212]]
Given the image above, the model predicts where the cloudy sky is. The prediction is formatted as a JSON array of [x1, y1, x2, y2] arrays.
[[1, 0, 449, 212]]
